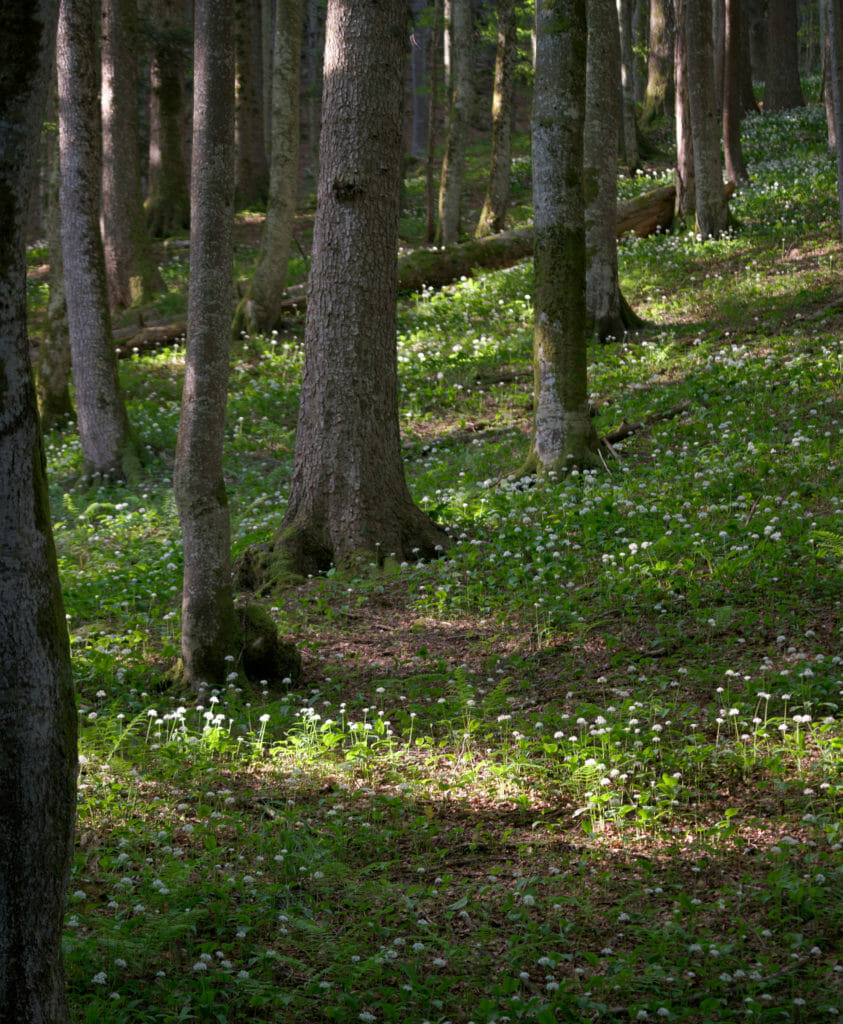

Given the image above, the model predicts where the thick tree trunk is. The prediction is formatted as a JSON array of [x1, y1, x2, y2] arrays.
[[270, 0, 450, 579], [37, 87, 74, 428], [410, 0, 432, 160], [525, 0, 600, 477], [765, 0, 805, 111], [59, 0, 141, 479], [723, 0, 749, 183], [102, 0, 163, 309], [0, 4, 78, 1022], [146, 0, 190, 236], [436, 0, 473, 245], [617, 0, 640, 173], [643, 0, 675, 124], [233, 0, 303, 337], [476, 0, 517, 237], [235, 0, 269, 207], [685, 0, 728, 238], [585, 0, 638, 341], [174, 0, 238, 691], [674, 0, 696, 219]]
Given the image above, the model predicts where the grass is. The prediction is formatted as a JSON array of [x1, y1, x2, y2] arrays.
[[30, 101, 843, 1023]]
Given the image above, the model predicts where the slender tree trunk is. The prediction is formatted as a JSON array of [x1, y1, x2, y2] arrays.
[[0, 5, 78, 1022], [37, 87, 74, 428], [59, 0, 141, 480], [685, 0, 728, 238], [174, 0, 238, 691], [765, 0, 806, 110], [525, 0, 600, 477], [261, 0, 274, 158], [643, 0, 675, 123], [305, 0, 323, 178], [233, 0, 303, 336], [268, 0, 450, 579], [585, 0, 633, 341], [476, 0, 517, 237], [827, 0, 843, 237], [436, 0, 473, 245], [740, 0, 759, 112], [424, 0, 442, 243], [633, 0, 648, 104], [723, 0, 749, 183], [674, 0, 696, 219], [146, 0, 190, 235], [235, 0, 269, 207], [102, 0, 164, 309], [826, 0, 838, 150], [617, 0, 640, 172], [410, 0, 432, 160], [713, 0, 725, 114]]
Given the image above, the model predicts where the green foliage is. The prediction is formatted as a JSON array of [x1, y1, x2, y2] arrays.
[[32, 101, 843, 1023]]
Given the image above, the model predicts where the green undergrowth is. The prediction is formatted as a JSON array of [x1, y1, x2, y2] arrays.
[[33, 103, 843, 1023]]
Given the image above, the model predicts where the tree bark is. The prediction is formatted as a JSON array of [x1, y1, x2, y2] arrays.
[[765, 0, 806, 111], [410, 0, 432, 160], [269, 0, 450, 579], [674, 0, 696, 219], [617, 0, 640, 173], [232, 0, 303, 337], [476, 0, 517, 237], [235, 0, 269, 207], [827, 0, 843, 237], [174, 0, 238, 690], [59, 0, 141, 479], [145, 0, 191, 236], [424, 0, 442, 243], [304, 0, 323, 177], [525, 0, 600, 477], [740, 0, 759, 112], [37, 86, 74, 429], [585, 0, 639, 341], [643, 0, 675, 124], [436, 0, 473, 245], [0, 4, 78, 1022], [723, 0, 749, 183], [685, 0, 728, 238], [102, 0, 164, 309]]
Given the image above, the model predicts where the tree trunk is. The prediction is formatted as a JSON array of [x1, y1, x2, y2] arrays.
[[585, 0, 638, 341], [713, 0, 725, 114], [146, 0, 190, 236], [102, 0, 163, 309], [268, 0, 450, 580], [827, 0, 843, 237], [826, 0, 838, 150], [174, 0, 238, 691], [685, 0, 728, 238], [424, 0, 442, 243], [232, 0, 303, 337], [633, 0, 649, 104], [525, 0, 600, 477], [740, 0, 759, 112], [410, 0, 432, 160], [617, 0, 640, 173], [436, 0, 473, 245], [0, 5, 78, 1022], [765, 0, 806, 111], [643, 0, 675, 123], [59, 0, 141, 480], [235, 0, 269, 207], [723, 0, 749, 183], [476, 0, 517, 237], [304, 0, 323, 178], [674, 0, 696, 219], [37, 86, 74, 428]]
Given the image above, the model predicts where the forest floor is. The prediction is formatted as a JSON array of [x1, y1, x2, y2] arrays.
[[30, 99, 842, 1023]]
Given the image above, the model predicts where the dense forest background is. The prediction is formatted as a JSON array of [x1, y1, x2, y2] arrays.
[[1, 1, 841, 1022]]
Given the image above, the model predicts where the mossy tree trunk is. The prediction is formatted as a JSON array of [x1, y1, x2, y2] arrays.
[[642, 0, 675, 124], [585, 0, 641, 342], [685, 0, 728, 239], [617, 0, 640, 173], [37, 84, 74, 428], [475, 0, 517, 238], [174, 0, 239, 691], [59, 0, 141, 480], [145, 0, 190, 237], [436, 0, 473, 245], [0, 3, 78, 1020], [233, 0, 303, 338], [268, 0, 450, 580], [723, 0, 749, 183], [524, 0, 600, 478], [674, 0, 695, 219], [102, 0, 163, 309], [234, 0, 269, 207]]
